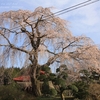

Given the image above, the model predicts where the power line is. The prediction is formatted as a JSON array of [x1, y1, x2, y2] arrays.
[[41, 0, 92, 19], [10, 0, 92, 31], [13, 0, 91, 30], [40, 0, 100, 22], [40, 1, 93, 18], [54, 0, 100, 16], [3, 0, 100, 31]]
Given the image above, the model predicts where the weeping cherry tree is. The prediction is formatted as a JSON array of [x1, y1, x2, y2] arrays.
[[0, 7, 100, 96]]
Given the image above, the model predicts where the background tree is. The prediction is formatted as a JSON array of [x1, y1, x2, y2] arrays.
[[70, 81, 89, 99], [38, 64, 72, 100], [37, 65, 57, 97], [54, 64, 69, 100], [0, 7, 100, 96]]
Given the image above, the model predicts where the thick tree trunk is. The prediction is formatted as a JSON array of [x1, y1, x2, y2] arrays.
[[30, 64, 42, 96], [29, 51, 42, 97], [31, 76, 41, 96]]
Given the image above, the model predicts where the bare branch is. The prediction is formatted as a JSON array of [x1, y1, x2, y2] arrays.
[[62, 40, 76, 51], [37, 34, 47, 38], [46, 49, 56, 55], [42, 53, 61, 67], [10, 45, 30, 54], [0, 31, 11, 45], [0, 27, 22, 35], [0, 44, 9, 47], [0, 31, 30, 54], [34, 15, 43, 28]]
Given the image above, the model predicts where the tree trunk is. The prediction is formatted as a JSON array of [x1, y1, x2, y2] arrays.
[[31, 76, 41, 96], [30, 51, 42, 97], [60, 92, 65, 100]]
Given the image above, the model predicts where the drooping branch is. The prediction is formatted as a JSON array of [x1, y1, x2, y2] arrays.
[[10, 45, 30, 54], [0, 31, 30, 54], [69, 45, 99, 63], [20, 42, 31, 48], [9, 17, 32, 37], [0, 31, 11, 45], [0, 27, 21, 35]]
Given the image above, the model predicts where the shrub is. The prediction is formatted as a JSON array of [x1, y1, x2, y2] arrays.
[[72, 81, 89, 99], [49, 88, 57, 96], [0, 82, 34, 100]]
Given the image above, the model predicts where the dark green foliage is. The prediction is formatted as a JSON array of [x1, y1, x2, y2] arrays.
[[72, 81, 89, 99], [54, 78, 66, 87], [42, 81, 57, 97], [56, 68, 60, 73], [0, 82, 34, 100], [38, 65, 68, 97], [79, 69, 100, 84], [41, 66, 51, 73], [3, 76, 9, 85], [38, 74, 47, 81], [42, 81, 50, 95], [49, 88, 57, 96], [90, 71, 100, 80], [79, 69, 92, 84], [56, 64, 68, 73], [79, 69, 90, 77], [37, 97, 61, 100], [3, 67, 21, 83], [51, 64, 69, 100], [0, 66, 98, 100], [61, 72, 68, 80], [56, 65, 68, 80], [68, 85, 78, 92], [49, 73, 56, 81]]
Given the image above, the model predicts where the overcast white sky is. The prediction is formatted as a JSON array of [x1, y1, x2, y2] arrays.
[[0, 0, 100, 44]]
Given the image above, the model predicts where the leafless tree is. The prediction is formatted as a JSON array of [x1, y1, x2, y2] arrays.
[[0, 7, 100, 96]]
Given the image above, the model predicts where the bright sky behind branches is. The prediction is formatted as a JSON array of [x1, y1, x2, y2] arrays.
[[0, 0, 100, 44]]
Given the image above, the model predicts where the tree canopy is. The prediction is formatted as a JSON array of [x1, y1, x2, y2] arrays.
[[0, 7, 100, 96]]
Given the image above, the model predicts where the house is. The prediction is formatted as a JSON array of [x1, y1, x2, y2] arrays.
[[13, 70, 45, 91]]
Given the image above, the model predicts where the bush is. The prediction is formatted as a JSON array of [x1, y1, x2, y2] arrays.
[[72, 81, 89, 99], [0, 82, 34, 100], [42, 81, 51, 96], [49, 88, 57, 96]]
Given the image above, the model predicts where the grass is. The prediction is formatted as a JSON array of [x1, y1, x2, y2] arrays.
[[37, 97, 74, 100], [37, 95, 74, 100], [37, 98, 60, 100]]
